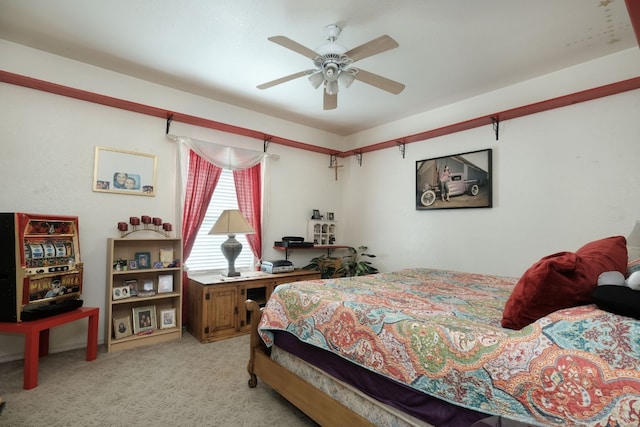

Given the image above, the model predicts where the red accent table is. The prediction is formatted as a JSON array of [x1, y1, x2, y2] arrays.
[[0, 307, 99, 390]]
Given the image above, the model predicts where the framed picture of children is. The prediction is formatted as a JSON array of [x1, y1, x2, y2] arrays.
[[93, 146, 157, 196], [132, 305, 156, 334]]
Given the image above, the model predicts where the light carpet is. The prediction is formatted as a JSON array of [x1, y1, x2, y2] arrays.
[[0, 332, 317, 427]]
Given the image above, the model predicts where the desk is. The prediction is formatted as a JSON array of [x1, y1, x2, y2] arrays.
[[0, 307, 99, 389]]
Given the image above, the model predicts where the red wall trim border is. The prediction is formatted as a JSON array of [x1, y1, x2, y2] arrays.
[[2, 70, 640, 157], [355, 76, 640, 155]]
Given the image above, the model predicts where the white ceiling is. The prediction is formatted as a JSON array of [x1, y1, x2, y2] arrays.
[[0, 0, 637, 136]]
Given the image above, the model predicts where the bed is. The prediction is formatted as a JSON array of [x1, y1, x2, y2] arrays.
[[246, 237, 640, 426]]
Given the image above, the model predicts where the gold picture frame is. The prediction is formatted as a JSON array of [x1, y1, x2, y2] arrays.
[[159, 308, 176, 329], [93, 146, 157, 196], [132, 305, 156, 334], [113, 315, 132, 339]]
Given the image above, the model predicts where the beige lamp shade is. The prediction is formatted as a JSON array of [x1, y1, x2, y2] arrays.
[[208, 209, 254, 277], [209, 209, 255, 235]]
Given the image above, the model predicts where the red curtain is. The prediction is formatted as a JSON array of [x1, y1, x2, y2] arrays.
[[181, 151, 222, 323], [233, 163, 262, 267]]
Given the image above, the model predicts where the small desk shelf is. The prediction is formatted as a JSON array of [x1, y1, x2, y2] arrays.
[[273, 245, 351, 260]]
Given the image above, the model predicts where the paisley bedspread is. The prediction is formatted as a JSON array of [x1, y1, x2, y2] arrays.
[[258, 268, 640, 426]]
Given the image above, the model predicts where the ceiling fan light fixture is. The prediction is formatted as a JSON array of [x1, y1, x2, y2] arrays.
[[338, 70, 356, 88], [323, 62, 339, 81], [326, 80, 339, 95], [308, 72, 324, 89]]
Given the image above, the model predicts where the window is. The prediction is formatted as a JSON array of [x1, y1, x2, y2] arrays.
[[185, 169, 253, 273]]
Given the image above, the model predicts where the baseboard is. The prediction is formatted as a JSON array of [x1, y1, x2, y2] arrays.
[[0, 339, 103, 364]]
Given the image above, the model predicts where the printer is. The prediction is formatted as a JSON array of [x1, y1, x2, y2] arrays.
[[261, 259, 294, 274]]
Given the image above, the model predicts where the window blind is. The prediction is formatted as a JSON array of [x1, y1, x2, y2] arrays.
[[185, 169, 253, 272]]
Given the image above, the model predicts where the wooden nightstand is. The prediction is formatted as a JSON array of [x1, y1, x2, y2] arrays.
[[187, 269, 321, 343]]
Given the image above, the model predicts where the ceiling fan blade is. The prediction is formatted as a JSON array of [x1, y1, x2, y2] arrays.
[[345, 35, 399, 63], [268, 36, 319, 60], [323, 91, 337, 110], [353, 69, 405, 94], [257, 69, 316, 90]]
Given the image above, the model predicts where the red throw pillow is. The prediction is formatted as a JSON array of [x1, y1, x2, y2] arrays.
[[501, 236, 627, 329]]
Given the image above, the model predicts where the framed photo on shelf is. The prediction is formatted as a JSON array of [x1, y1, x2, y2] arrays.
[[135, 252, 151, 269], [132, 305, 156, 334], [113, 315, 132, 339], [159, 308, 176, 329], [137, 279, 155, 297], [157, 274, 173, 293], [92, 146, 157, 196], [159, 248, 174, 267], [124, 279, 138, 296], [128, 260, 138, 270], [112, 286, 130, 300]]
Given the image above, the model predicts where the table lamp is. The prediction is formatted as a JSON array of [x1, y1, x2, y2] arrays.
[[209, 209, 255, 277]]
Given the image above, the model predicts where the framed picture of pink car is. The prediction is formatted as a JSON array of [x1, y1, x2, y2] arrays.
[[415, 149, 492, 210]]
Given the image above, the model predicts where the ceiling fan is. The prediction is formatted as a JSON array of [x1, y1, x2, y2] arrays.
[[257, 24, 405, 110]]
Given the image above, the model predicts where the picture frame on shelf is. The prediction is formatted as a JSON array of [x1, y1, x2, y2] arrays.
[[159, 308, 176, 329], [326, 212, 334, 221], [137, 279, 155, 297], [128, 260, 138, 270], [112, 286, 130, 300], [124, 279, 138, 296], [135, 252, 151, 269], [113, 315, 132, 339], [113, 259, 128, 271], [157, 274, 173, 293], [159, 248, 174, 267], [132, 305, 156, 334]]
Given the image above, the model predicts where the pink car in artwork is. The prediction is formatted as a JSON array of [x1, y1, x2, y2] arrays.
[[419, 173, 480, 207]]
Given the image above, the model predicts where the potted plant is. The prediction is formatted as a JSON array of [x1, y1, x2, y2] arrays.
[[303, 255, 342, 279], [336, 246, 378, 277]]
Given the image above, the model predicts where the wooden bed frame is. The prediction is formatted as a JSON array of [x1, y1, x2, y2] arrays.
[[246, 300, 375, 426]]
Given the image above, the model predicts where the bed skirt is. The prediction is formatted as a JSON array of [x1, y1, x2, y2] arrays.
[[274, 331, 489, 427]]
